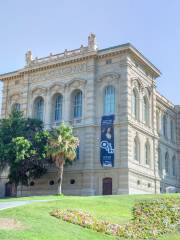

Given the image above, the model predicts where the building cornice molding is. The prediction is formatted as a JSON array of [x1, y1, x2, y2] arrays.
[[0, 53, 97, 81], [156, 92, 175, 112], [0, 41, 161, 81]]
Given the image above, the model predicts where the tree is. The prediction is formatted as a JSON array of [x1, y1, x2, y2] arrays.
[[0, 110, 26, 170], [0, 110, 50, 193], [47, 122, 79, 195]]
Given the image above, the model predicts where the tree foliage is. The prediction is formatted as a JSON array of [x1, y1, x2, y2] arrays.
[[0, 110, 50, 187], [47, 122, 79, 194]]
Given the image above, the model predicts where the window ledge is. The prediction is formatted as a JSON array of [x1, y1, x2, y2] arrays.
[[70, 118, 82, 125]]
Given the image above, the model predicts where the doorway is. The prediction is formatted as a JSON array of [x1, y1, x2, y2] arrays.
[[5, 182, 17, 197], [102, 177, 112, 195]]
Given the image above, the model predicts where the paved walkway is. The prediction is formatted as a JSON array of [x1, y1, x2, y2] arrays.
[[0, 200, 50, 211]]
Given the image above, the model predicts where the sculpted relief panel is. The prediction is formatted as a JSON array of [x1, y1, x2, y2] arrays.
[[67, 78, 87, 91], [49, 83, 65, 96], [30, 63, 87, 83], [31, 86, 47, 100]]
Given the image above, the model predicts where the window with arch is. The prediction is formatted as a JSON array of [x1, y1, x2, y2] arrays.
[[104, 85, 115, 115], [158, 148, 162, 171], [73, 90, 82, 119], [34, 97, 44, 121], [143, 96, 149, 125], [132, 89, 138, 119], [12, 103, 20, 112], [53, 94, 63, 122], [165, 152, 169, 174], [145, 140, 150, 165], [163, 115, 167, 138], [172, 156, 176, 176], [134, 136, 140, 162]]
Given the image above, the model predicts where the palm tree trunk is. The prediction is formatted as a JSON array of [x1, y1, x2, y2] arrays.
[[57, 163, 63, 195]]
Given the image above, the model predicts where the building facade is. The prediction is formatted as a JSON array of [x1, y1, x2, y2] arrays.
[[0, 34, 180, 197]]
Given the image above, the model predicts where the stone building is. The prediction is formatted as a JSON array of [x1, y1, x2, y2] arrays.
[[0, 34, 179, 197]]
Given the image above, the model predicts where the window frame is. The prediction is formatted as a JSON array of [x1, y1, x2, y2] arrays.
[[73, 90, 83, 119], [34, 97, 44, 121], [54, 94, 63, 123], [143, 96, 149, 125], [103, 85, 115, 115]]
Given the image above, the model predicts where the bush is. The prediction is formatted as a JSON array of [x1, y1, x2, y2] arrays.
[[128, 198, 180, 239], [50, 198, 180, 239]]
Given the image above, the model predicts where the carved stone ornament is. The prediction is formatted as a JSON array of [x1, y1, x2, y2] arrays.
[[135, 132, 139, 139], [31, 86, 47, 97], [49, 82, 65, 94], [88, 33, 97, 51], [25, 50, 33, 65], [98, 72, 120, 84], [67, 78, 87, 89], [144, 87, 151, 98], [9, 93, 20, 103], [131, 77, 144, 91]]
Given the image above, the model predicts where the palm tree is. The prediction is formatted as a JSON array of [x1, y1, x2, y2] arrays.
[[47, 122, 79, 195]]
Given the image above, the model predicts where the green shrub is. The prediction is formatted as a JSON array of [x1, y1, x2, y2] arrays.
[[50, 198, 180, 239], [127, 198, 180, 239]]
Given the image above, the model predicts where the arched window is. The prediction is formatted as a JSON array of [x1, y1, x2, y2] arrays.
[[134, 136, 140, 161], [170, 120, 174, 141], [34, 97, 44, 121], [104, 85, 115, 115], [132, 89, 138, 119], [163, 115, 167, 137], [143, 96, 149, 125], [12, 103, 20, 111], [73, 90, 82, 119], [145, 141, 150, 165], [172, 156, 176, 176], [165, 152, 169, 174], [158, 148, 162, 171], [54, 94, 63, 122]]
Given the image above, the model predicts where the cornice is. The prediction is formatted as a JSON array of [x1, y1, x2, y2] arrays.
[[0, 52, 97, 81], [0, 42, 161, 82], [156, 91, 175, 112]]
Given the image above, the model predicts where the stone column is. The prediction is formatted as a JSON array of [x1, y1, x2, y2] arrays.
[[44, 90, 51, 129]]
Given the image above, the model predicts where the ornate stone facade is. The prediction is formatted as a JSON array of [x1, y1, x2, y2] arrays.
[[0, 34, 179, 197]]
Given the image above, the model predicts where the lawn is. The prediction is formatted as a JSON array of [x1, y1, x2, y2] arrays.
[[0, 194, 180, 240]]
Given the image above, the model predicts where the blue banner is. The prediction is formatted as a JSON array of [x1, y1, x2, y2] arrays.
[[100, 115, 115, 167]]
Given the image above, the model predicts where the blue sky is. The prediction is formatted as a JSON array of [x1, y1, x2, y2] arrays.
[[0, 0, 180, 109]]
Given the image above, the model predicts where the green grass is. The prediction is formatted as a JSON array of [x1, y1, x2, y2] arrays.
[[0, 194, 180, 240]]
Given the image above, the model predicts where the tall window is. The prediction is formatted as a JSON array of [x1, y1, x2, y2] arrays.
[[134, 136, 140, 161], [145, 141, 150, 165], [104, 85, 115, 115], [143, 96, 149, 125], [170, 120, 174, 141], [132, 89, 138, 119], [34, 97, 44, 121], [172, 156, 176, 176], [163, 115, 167, 137], [158, 148, 162, 171], [73, 90, 82, 119], [12, 103, 20, 111], [54, 94, 63, 122], [165, 152, 169, 174]]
